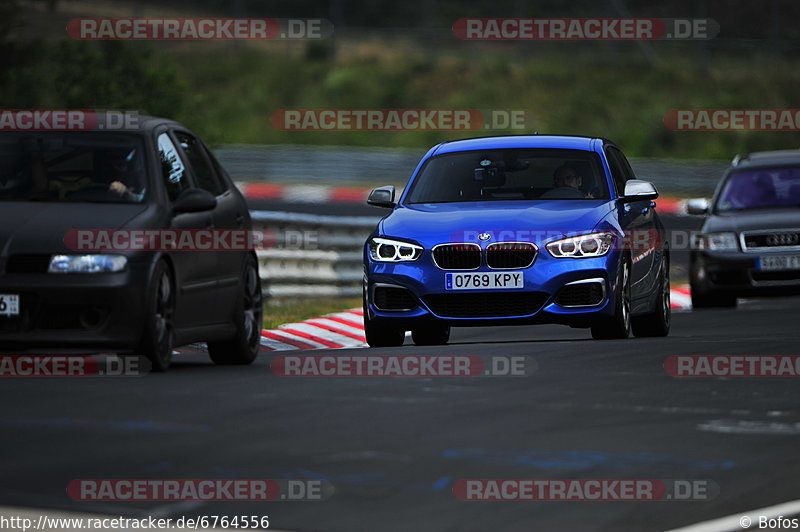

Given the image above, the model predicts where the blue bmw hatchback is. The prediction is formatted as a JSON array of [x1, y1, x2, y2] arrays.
[[363, 135, 670, 346]]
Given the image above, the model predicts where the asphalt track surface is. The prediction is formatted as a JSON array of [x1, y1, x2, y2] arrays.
[[2, 295, 800, 532]]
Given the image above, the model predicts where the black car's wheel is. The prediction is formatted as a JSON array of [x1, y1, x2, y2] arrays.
[[208, 255, 263, 365], [135, 260, 175, 372], [411, 323, 451, 346], [690, 288, 737, 309], [591, 255, 631, 340], [363, 291, 405, 347], [632, 254, 671, 337]]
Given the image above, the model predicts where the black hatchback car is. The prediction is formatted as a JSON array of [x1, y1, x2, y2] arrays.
[[688, 150, 800, 307], [0, 115, 262, 370]]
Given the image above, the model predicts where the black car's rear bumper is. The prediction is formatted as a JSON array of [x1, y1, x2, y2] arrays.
[[0, 263, 151, 353]]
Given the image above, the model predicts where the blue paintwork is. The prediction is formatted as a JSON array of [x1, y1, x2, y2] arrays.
[[364, 135, 665, 326]]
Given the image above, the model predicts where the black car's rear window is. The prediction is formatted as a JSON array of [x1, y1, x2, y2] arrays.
[[404, 148, 609, 204], [0, 132, 148, 203]]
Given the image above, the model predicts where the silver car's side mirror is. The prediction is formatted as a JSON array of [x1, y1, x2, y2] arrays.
[[686, 198, 710, 215], [621, 180, 659, 203]]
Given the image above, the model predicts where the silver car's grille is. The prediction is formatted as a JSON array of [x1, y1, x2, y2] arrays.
[[741, 230, 800, 252]]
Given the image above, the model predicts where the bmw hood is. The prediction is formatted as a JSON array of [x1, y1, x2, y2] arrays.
[[0, 202, 152, 257], [379, 200, 617, 247]]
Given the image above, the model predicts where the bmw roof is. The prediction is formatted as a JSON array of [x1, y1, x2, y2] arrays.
[[432, 134, 604, 155]]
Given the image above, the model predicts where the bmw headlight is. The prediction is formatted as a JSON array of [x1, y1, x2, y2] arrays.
[[696, 232, 738, 251], [546, 232, 615, 258], [48, 255, 128, 273], [368, 237, 423, 262]]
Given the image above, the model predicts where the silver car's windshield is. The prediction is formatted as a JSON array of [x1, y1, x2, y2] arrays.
[[716, 166, 800, 212]]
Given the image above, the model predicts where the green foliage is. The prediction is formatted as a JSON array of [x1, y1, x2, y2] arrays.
[[170, 47, 800, 158], [0, 0, 186, 120]]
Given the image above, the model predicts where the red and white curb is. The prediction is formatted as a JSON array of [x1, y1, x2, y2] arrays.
[[671, 285, 692, 310], [236, 182, 688, 215], [180, 289, 690, 355], [262, 286, 692, 350]]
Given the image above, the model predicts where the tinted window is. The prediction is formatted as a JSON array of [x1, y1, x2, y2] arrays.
[[0, 133, 147, 203], [716, 167, 800, 212], [404, 149, 609, 204], [605, 147, 629, 195], [175, 131, 224, 196], [157, 133, 188, 201]]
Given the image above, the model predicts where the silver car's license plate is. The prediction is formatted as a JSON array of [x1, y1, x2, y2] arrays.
[[757, 255, 800, 271], [0, 294, 20, 316], [446, 272, 524, 290]]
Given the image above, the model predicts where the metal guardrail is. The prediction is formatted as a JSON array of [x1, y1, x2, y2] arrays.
[[250, 210, 380, 298]]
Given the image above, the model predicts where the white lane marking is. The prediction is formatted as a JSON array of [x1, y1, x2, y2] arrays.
[[280, 322, 363, 347], [697, 419, 800, 435], [665, 499, 800, 531], [267, 328, 329, 349], [306, 318, 366, 337]]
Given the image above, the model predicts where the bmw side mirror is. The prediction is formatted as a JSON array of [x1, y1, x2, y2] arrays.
[[686, 198, 710, 215], [367, 185, 396, 208], [172, 188, 217, 214], [621, 180, 659, 203]]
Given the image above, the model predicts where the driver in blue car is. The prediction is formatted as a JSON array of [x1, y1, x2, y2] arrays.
[[541, 164, 594, 199]]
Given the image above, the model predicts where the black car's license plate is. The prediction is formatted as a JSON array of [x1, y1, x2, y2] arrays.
[[0, 294, 20, 317], [757, 255, 800, 271]]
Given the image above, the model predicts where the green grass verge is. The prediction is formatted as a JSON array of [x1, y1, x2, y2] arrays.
[[262, 297, 362, 330]]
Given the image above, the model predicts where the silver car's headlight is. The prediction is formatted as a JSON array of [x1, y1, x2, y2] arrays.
[[696, 232, 738, 251], [48, 255, 128, 273], [368, 237, 423, 262], [546, 232, 615, 258]]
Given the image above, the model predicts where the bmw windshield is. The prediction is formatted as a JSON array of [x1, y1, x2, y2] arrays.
[[404, 148, 610, 204], [0, 133, 148, 203]]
